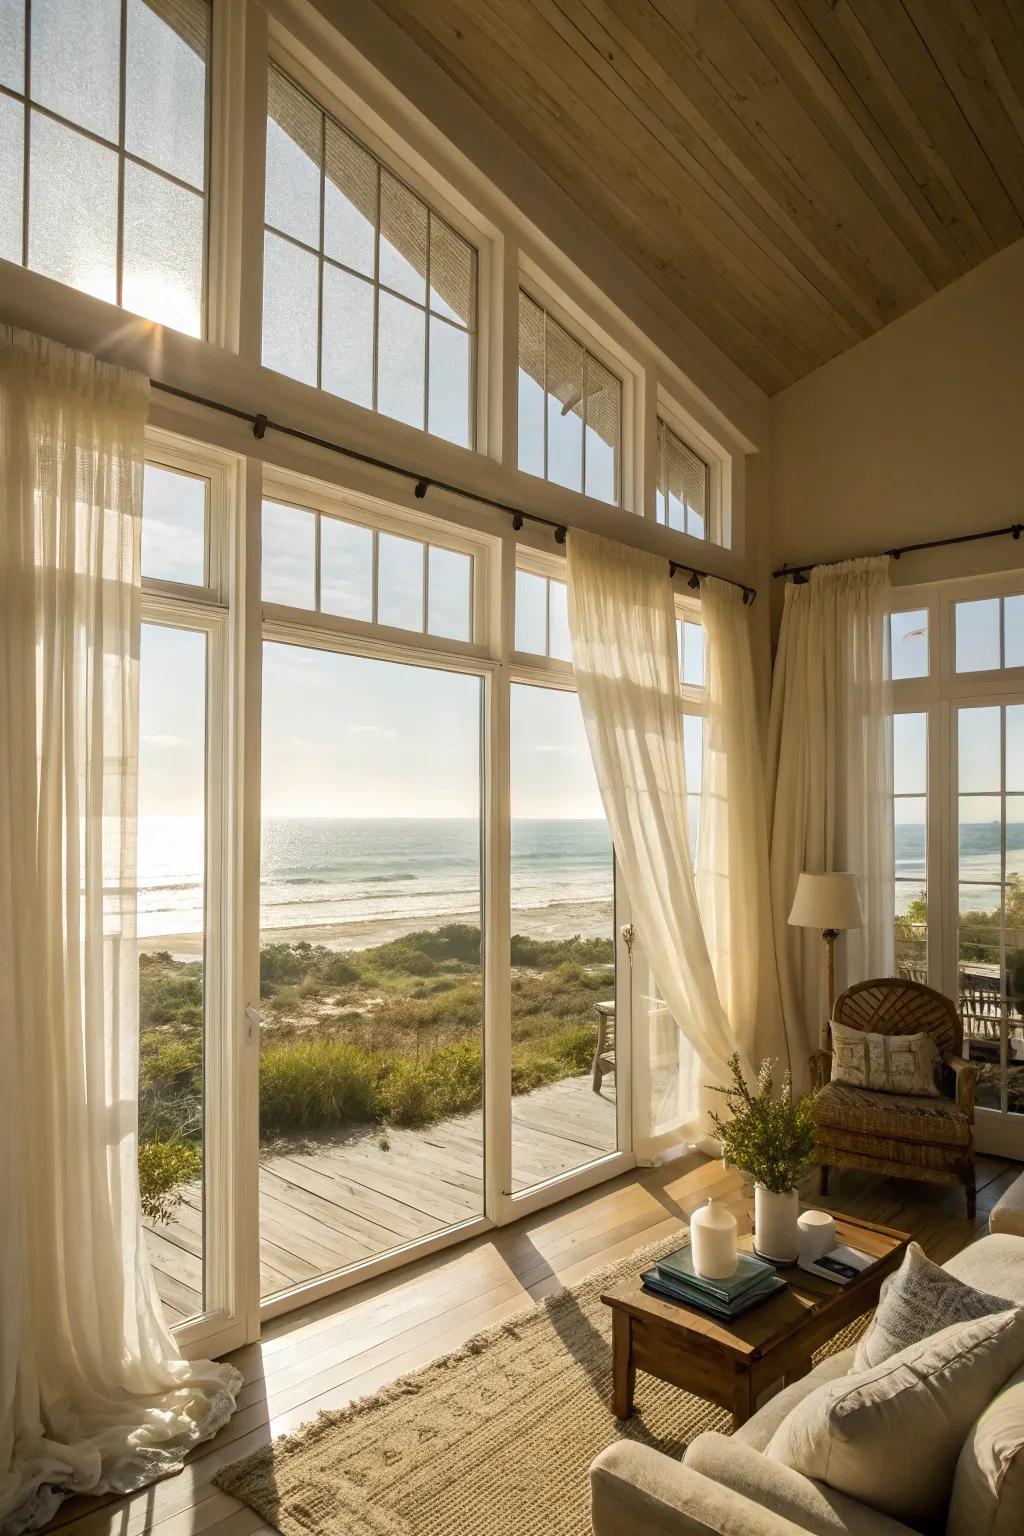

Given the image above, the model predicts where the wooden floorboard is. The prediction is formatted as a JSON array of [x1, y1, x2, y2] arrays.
[[54, 1144, 1019, 1536], [145, 1074, 617, 1323]]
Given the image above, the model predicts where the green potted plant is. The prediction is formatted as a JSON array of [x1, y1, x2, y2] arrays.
[[708, 1053, 816, 1262]]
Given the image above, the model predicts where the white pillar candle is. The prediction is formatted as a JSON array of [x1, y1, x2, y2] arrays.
[[797, 1209, 836, 1263], [690, 1197, 738, 1280]]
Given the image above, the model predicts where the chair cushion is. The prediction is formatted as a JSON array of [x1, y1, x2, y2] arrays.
[[765, 1307, 1024, 1527], [852, 1240, 1012, 1370], [830, 1021, 939, 1096], [813, 1080, 970, 1146]]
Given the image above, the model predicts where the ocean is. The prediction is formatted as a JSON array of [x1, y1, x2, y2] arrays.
[[136, 817, 1024, 940], [138, 816, 614, 942]]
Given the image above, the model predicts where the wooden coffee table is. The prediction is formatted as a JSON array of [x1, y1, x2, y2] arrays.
[[602, 1212, 909, 1428]]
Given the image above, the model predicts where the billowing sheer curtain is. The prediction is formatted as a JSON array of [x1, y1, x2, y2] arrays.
[[0, 328, 240, 1536], [697, 577, 787, 1075], [768, 556, 895, 1082], [566, 531, 756, 1155]]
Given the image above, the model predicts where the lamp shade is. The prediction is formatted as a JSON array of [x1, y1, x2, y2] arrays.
[[788, 872, 864, 931]]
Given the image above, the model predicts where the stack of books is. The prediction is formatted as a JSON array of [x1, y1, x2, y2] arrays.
[[641, 1245, 786, 1320]]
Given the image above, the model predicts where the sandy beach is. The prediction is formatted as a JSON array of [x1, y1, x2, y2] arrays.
[[142, 898, 615, 960]]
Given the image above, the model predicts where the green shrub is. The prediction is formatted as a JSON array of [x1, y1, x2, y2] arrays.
[[138, 1138, 201, 1224]]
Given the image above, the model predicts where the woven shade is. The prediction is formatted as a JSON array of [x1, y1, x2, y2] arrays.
[[661, 420, 708, 533], [144, 0, 208, 58], [517, 291, 622, 458], [380, 169, 428, 296], [325, 118, 376, 234], [268, 66, 321, 171]]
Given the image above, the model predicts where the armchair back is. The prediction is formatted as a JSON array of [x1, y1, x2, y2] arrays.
[[832, 977, 962, 1058]]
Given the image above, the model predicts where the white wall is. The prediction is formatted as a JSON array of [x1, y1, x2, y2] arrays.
[[770, 237, 1024, 610]]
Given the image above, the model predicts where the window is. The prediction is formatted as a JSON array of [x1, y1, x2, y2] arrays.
[[955, 596, 1024, 672], [513, 568, 571, 661], [656, 419, 709, 540], [262, 499, 475, 643], [141, 462, 208, 586], [262, 65, 476, 448], [894, 712, 927, 979], [676, 611, 706, 860], [1, 0, 209, 335], [890, 608, 929, 680], [518, 289, 621, 506]]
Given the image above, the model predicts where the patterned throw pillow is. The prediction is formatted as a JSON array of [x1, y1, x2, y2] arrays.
[[830, 1020, 939, 1096], [853, 1241, 1013, 1370]]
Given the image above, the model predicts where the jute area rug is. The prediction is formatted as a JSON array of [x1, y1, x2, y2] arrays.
[[215, 1233, 868, 1536]]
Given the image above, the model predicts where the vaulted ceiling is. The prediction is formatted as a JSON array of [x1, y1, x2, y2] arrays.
[[374, 0, 1024, 395]]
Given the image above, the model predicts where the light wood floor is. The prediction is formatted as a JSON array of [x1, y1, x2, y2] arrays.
[[146, 1074, 618, 1323], [54, 1149, 1020, 1536]]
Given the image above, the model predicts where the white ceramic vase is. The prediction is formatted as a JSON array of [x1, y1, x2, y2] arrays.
[[754, 1184, 800, 1263]]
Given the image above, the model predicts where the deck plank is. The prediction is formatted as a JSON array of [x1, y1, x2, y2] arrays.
[[145, 1073, 617, 1322]]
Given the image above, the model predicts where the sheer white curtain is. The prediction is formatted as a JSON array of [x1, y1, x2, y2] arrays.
[[0, 328, 240, 1536], [768, 556, 895, 1081], [697, 577, 787, 1075], [566, 531, 755, 1156]]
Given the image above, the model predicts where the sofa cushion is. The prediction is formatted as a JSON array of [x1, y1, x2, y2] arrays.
[[812, 1080, 970, 1146], [830, 1021, 939, 1096], [947, 1362, 1024, 1536], [733, 1351, 856, 1453], [852, 1240, 1012, 1370], [764, 1307, 1024, 1527], [684, 1433, 917, 1536], [944, 1233, 1024, 1304], [989, 1171, 1024, 1238]]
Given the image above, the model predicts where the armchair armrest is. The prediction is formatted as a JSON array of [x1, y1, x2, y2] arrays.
[[942, 1052, 977, 1119], [590, 1443, 820, 1536], [809, 1049, 831, 1093]]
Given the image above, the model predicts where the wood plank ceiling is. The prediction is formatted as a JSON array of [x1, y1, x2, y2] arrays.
[[373, 0, 1024, 395]]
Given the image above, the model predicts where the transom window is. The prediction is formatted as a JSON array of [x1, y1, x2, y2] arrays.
[[262, 500, 474, 643], [890, 608, 929, 680], [142, 462, 208, 587], [262, 65, 476, 449], [955, 595, 1024, 673], [1, 0, 209, 336], [513, 568, 571, 661], [656, 419, 709, 541], [517, 290, 621, 507]]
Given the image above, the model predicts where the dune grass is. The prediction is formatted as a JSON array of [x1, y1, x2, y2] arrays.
[[138, 924, 613, 1210]]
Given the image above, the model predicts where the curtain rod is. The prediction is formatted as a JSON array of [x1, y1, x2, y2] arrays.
[[773, 522, 1024, 582], [151, 380, 756, 604]]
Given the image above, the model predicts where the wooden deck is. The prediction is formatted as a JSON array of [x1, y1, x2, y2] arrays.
[[146, 1073, 617, 1323]]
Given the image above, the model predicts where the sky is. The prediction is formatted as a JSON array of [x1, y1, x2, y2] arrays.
[[140, 628, 608, 822]]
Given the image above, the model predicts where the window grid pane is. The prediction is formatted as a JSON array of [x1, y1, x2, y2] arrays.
[[7, 0, 209, 334], [264, 64, 476, 449], [517, 288, 622, 508], [262, 500, 474, 643]]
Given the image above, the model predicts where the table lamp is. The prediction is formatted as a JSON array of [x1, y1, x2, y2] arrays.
[[788, 872, 864, 1048]]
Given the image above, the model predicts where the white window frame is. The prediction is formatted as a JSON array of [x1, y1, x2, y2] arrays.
[[891, 570, 1024, 1159], [266, 31, 494, 458], [140, 428, 247, 1357], [516, 265, 637, 514], [655, 401, 728, 549]]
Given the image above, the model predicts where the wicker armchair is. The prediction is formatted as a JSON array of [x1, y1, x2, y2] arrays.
[[810, 978, 978, 1218]]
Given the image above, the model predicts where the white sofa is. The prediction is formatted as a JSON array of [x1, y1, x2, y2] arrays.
[[590, 1232, 1024, 1535]]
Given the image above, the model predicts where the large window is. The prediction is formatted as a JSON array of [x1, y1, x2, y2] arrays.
[[263, 65, 476, 448], [894, 712, 927, 979], [518, 289, 621, 506], [1, 0, 209, 335]]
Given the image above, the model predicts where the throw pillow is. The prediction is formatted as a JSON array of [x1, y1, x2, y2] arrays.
[[830, 1020, 939, 1096], [765, 1306, 1024, 1528], [853, 1240, 1012, 1370]]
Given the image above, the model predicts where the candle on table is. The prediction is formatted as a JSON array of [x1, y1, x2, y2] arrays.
[[690, 1197, 738, 1280]]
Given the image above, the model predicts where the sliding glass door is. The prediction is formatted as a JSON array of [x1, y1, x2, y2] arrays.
[[508, 682, 618, 1191], [258, 641, 485, 1301]]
